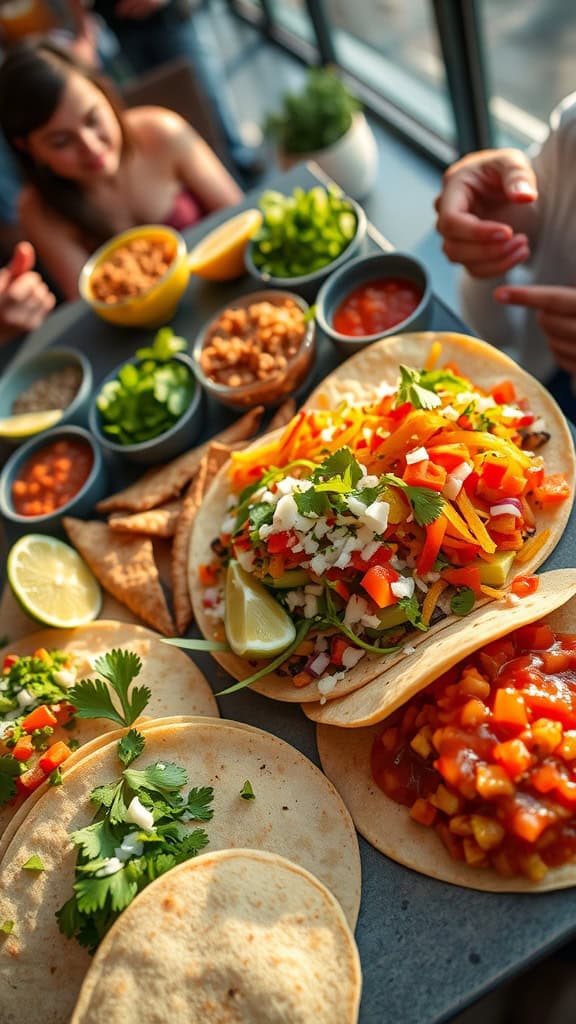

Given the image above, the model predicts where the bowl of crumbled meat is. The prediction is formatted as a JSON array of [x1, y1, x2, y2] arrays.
[[191, 291, 316, 410], [78, 225, 190, 328], [0, 347, 92, 446]]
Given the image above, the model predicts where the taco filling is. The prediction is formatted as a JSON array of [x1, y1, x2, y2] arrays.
[[372, 622, 576, 881], [198, 360, 569, 696]]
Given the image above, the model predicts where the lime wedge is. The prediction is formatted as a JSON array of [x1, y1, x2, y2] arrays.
[[225, 559, 296, 658], [0, 409, 63, 438], [7, 535, 102, 628]]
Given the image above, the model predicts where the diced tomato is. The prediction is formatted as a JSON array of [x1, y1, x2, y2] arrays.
[[38, 741, 71, 774], [493, 689, 529, 731], [427, 445, 470, 472], [267, 531, 293, 555], [462, 470, 480, 497], [333, 580, 351, 601], [490, 380, 516, 405], [480, 457, 508, 491], [2, 654, 19, 673], [388, 401, 413, 422], [441, 566, 483, 596], [330, 637, 351, 666], [349, 545, 392, 572], [510, 575, 539, 598], [12, 736, 34, 762], [515, 624, 554, 651], [21, 704, 57, 733], [361, 563, 399, 608], [403, 460, 447, 493], [533, 474, 571, 505], [16, 765, 47, 795]]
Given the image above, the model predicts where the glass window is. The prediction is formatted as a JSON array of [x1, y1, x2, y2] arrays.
[[267, 0, 316, 45], [479, 0, 576, 149], [325, 0, 455, 146]]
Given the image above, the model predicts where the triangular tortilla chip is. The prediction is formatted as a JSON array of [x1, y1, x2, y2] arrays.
[[171, 442, 231, 635], [267, 397, 297, 432], [96, 406, 264, 514], [108, 500, 182, 538], [63, 518, 175, 636]]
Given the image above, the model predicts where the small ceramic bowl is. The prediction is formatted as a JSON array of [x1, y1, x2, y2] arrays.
[[0, 426, 107, 540], [245, 195, 367, 300], [78, 225, 190, 329], [0, 347, 93, 447], [88, 352, 202, 465], [315, 252, 432, 356], [191, 290, 316, 410]]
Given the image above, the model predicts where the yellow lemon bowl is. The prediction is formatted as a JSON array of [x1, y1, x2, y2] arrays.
[[187, 208, 262, 281], [78, 225, 190, 329]]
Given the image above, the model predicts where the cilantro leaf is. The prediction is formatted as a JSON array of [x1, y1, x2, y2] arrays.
[[173, 829, 209, 861], [0, 920, 14, 936], [118, 729, 145, 768], [293, 488, 331, 517], [398, 595, 428, 632], [55, 898, 82, 939], [22, 854, 44, 871], [396, 365, 442, 410], [0, 756, 21, 807], [74, 871, 137, 916], [312, 448, 363, 486], [248, 502, 274, 539], [379, 473, 445, 527], [67, 678, 126, 727], [450, 587, 476, 616], [69, 650, 150, 727], [186, 786, 214, 821], [123, 762, 188, 795], [240, 780, 255, 800], [49, 767, 63, 787], [70, 819, 117, 860]]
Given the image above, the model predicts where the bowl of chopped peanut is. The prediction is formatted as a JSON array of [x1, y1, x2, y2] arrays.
[[78, 225, 190, 328], [191, 290, 316, 410]]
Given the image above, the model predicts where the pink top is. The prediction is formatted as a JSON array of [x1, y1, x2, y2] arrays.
[[163, 189, 204, 231]]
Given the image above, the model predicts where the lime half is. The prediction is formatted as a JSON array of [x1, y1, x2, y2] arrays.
[[225, 560, 296, 659], [7, 535, 102, 628], [0, 409, 63, 439]]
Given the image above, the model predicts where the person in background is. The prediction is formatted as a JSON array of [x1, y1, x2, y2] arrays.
[[0, 42, 243, 301], [434, 93, 576, 417], [0, 241, 55, 344]]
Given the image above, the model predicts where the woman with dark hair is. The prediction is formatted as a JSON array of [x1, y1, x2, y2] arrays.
[[0, 43, 243, 299]]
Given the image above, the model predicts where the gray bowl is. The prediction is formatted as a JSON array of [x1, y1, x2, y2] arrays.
[[0, 347, 93, 446], [315, 252, 432, 356], [0, 425, 107, 541], [245, 196, 367, 300], [88, 352, 202, 466]]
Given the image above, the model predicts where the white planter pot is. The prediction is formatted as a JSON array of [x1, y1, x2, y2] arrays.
[[278, 112, 379, 200]]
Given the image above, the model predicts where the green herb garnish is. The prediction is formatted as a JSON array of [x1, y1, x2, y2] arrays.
[[396, 365, 469, 410], [450, 587, 476, 616], [0, 921, 14, 935], [240, 780, 255, 800], [22, 854, 45, 872], [68, 651, 150, 728]]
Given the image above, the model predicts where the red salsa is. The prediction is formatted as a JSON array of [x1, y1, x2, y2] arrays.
[[12, 438, 94, 517], [332, 277, 423, 337], [372, 622, 576, 880]]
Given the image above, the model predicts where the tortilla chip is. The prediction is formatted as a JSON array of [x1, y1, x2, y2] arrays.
[[171, 442, 231, 634], [108, 500, 182, 538], [268, 397, 297, 431], [63, 518, 175, 636], [96, 406, 264, 514]]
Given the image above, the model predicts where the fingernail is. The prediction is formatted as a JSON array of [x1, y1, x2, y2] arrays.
[[491, 229, 509, 240], [509, 181, 536, 197], [497, 289, 510, 301]]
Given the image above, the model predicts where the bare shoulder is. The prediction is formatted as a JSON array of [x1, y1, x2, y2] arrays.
[[126, 106, 196, 151]]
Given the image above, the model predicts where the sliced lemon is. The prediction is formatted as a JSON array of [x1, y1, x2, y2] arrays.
[[225, 559, 296, 659], [0, 409, 63, 439], [7, 534, 102, 628], [188, 208, 262, 281]]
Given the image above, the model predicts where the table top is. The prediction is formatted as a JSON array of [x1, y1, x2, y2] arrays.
[[2, 163, 576, 1024]]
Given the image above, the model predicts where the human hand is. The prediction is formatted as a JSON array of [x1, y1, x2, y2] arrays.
[[495, 283, 576, 375], [0, 242, 55, 341], [435, 148, 538, 278], [114, 0, 168, 18]]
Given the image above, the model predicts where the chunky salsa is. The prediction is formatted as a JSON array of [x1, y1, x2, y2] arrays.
[[332, 278, 423, 337], [372, 622, 576, 881], [12, 437, 94, 517]]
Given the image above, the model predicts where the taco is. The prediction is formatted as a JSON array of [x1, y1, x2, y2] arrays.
[[71, 849, 362, 1024], [0, 718, 361, 1024], [317, 590, 576, 892], [187, 332, 574, 705], [0, 620, 218, 839]]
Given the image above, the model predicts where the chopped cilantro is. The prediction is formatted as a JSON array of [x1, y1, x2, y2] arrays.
[[450, 587, 476, 616], [0, 756, 21, 806], [293, 488, 331, 517], [68, 650, 150, 728], [49, 767, 63, 787], [68, 738, 81, 752], [0, 921, 14, 935], [396, 365, 468, 409], [311, 448, 363, 487], [240, 780, 255, 800], [31, 726, 54, 751], [379, 473, 445, 527], [398, 595, 428, 632], [248, 502, 274, 541], [22, 854, 45, 871], [186, 786, 215, 821], [118, 729, 145, 768]]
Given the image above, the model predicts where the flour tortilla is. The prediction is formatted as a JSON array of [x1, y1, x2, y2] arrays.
[[317, 593, 576, 893], [188, 332, 574, 704], [0, 719, 361, 1024], [0, 620, 217, 842], [71, 849, 362, 1024]]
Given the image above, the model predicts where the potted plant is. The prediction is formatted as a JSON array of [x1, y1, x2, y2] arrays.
[[264, 67, 378, 199]]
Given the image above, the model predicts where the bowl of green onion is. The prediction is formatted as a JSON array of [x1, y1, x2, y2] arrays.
[[245, 185, 367, 298], [88, 327, 202, 465]]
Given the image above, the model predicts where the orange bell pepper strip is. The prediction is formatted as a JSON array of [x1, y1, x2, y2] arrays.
[[38, 741, 71, 774], [533, 474, 571, 504], [21, 704, 57, 734], [416, 513, 448, 575], [403, 459, 447, 493], [360, 564, 399, 608], [12, 736, 35, 762], [441, 566, 483, 596]]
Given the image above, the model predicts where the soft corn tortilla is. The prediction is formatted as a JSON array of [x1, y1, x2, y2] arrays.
[[317, 593, 576, 893], [0, 719, 361, 1024], [0, 620, 217, 842], [188, 332, 575, 704], [71, 849, 362, 1024]]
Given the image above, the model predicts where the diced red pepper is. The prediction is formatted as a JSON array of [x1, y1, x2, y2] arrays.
[[442, 566, 483, 597], [332, 580, 351, 602], [21, 705, 57, 734], [533, 474, 571, 505], [38, 741, 71, 774], [481, 457, 508, 491], [349, 545, 392, 572], [330, 637, 351, 666], [12, 736, 35, 762], [403, 459, 447, 493], [267, 531, 294, 555], [361, 563, 399, 609], [416, 514, 448, 576], [427, 445, 470, 472], [2, 654, 19, 673], [510, 575, 539, 598], [490, 380, 516, 405], [16, 765, 47, 795]]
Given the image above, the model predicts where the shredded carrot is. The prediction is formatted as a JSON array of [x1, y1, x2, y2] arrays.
[[442, 502, 478, 544], [425, 341, 443, 371], [479, 585, 508, 600], [422, 579, 449, 625], [515, 529, 551, 565], [456, 490, 497, 554], [430, 430, 533, 467]]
